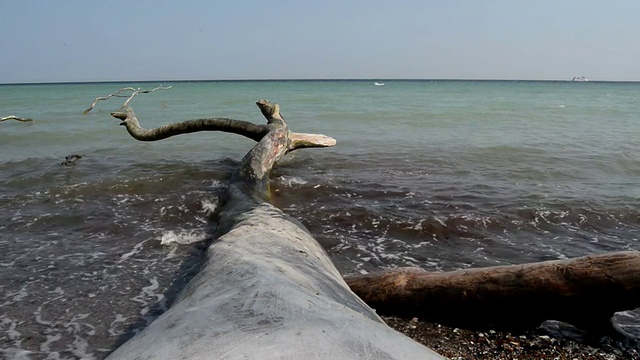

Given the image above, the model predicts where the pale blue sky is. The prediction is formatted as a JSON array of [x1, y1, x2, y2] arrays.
[[1, 0, 639, 83]]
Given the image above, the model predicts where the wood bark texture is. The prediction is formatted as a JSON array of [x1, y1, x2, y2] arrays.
[[346, 251, 640, 333]]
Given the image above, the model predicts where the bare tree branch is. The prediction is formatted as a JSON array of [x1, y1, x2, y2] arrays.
[[122, 85, 173, 107], [82, 85, 172, 115], [110, 106, 271, 142], [1, 115, 33, 123]]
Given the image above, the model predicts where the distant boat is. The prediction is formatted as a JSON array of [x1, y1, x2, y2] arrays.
[[374, 82, 385, 86], [570, 76, 589, 82]]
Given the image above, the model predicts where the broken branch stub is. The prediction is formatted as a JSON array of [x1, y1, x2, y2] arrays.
[[289, 132, 337, 150]]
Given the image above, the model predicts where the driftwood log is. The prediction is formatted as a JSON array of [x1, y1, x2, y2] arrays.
[[346, 251, 640, 334], [101, 97, 445, 359], [1, 115, 33, 123]]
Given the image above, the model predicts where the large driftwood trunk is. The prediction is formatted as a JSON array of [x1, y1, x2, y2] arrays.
[[103, 100, 445, 359], [346, 251, 640, 333]]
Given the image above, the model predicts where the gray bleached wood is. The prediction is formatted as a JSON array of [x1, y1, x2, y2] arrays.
[[82, 85, 172, 115], [107, 198, 444, 359], [101, 97, 445, 359]]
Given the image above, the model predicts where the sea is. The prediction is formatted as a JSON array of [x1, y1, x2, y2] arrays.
[[1, 80, 639, 359]]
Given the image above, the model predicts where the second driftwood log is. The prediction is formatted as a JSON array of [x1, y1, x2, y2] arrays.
[[346, 251, 640, 334]]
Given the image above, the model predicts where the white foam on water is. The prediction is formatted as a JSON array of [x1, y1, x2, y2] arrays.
[[112, 194, 144, 206], [0, 284, 28, 307], [536, 240, 570, 260], [131, 270, 167, 323], [277, 175, 308, 186], [378, 253, 401, 260], [40, 333, 62, 352], [1, 315, 22, 343], [108, 314, 131, 336], [69, 335, 96, 360], [118, 239, 151, 262], [43, 352, 65, 360], [159, 229, 207, 245], [34, 305, 55, 326], [0, 348, 33, 360], [401, 255, 420, 264], [141, 279, 161, 301], [200, 198, 219, 214], [412, 241, 435, 249]]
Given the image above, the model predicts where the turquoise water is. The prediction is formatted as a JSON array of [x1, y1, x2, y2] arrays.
[[1, 80, 640, 358]]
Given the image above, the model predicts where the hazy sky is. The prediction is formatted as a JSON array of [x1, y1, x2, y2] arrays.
[[1, 0, 639, 83]]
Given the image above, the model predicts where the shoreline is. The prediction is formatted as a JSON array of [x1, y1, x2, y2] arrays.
[[383, 316, 640, 360]]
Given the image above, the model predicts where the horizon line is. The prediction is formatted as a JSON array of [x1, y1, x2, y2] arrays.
[[2, 78, 639, 86]]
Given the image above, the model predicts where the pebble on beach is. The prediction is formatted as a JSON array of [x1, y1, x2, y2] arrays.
[[383, 316, 640, 360]]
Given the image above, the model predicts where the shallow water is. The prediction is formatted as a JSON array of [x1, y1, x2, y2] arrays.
[[1, 80, 640, 358]]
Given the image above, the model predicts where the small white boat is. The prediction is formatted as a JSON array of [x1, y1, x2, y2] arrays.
[[571, 76, 588, 82], [374, 82, 385, 86]]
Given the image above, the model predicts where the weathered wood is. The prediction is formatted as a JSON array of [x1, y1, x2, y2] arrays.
[[111, 106, 270, 142], [345, 251, 640, 333], [102, 99, 445, 359], [289, 132, 338, 150], [82, 85, 172, 114], [1, 115, 32, 123]]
